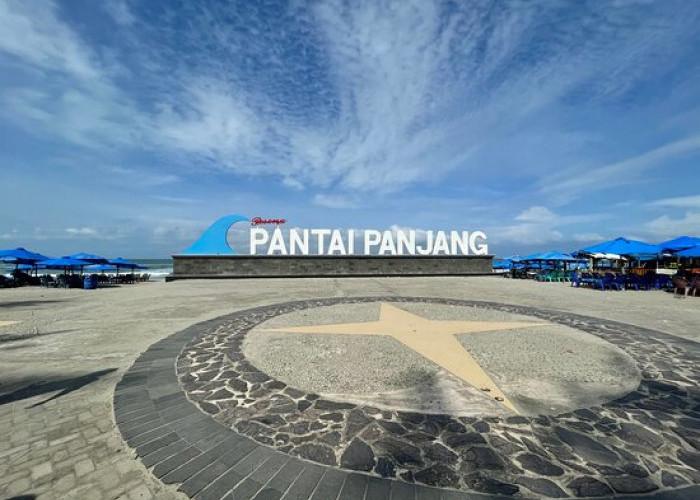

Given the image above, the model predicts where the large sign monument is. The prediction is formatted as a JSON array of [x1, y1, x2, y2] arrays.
[[170, 214, 493, 280]]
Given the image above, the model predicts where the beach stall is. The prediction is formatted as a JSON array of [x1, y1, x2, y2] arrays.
[[578, 238, 661, 272], [42, 257, 91, 288], [0, 247, 52, 286], [108, 258, 146, 283]]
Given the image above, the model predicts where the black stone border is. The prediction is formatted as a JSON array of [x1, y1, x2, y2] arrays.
[[114, 297, 700, 500]]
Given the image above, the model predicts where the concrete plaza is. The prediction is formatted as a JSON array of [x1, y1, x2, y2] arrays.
[[0, 277, 698, 499]]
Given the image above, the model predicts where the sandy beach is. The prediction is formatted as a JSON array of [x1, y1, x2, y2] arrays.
[[0, 277, 698, 499]]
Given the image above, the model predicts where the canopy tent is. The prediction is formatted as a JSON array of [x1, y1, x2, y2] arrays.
[[17, 263, 46, 271], [529, 251, 579, 261], [675, 245, 700, 258], [492, 260, 511, 269], [108, 258, 145, 269], [658, 236, 700, 253], [107, 258, 146, 278], [85, 264, 117, 273], [0, 247, 52, 264], [66, 253, 109, 264], [580, 252, 626, 260], [42, 257, 90, 272], [579, 237, 662, 258]]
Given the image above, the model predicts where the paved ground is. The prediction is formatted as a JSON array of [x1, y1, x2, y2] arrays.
[[0, 277, 699, 499]]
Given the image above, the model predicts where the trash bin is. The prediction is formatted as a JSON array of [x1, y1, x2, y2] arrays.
[[83, 275, 98, 290]]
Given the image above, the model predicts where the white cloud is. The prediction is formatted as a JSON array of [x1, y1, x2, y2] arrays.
[[104, 0, 135, 27], [313, 194, 359, 209], [150, 195, 202, 205], [542, 135, 700, 199], [493, 206, 603, 245], [572, 233, 605, 243], [65, 227, 98, 236], [0, 1, 100, 79], [515, 206, 558, 223], [1, 0, 699, 203], [645, 212, 700, 240], [652, 194, 700, 209]]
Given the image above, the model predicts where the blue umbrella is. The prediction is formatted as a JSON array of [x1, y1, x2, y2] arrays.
[[675, 245, 700, 258], [0, 247, 52, 264], [85, 264, 117, 272], [108, 258, 145, 269], [42, 257, 90, 269], [108, 258, 146, 280], [579, 237, 662, 257], [531, 251, 579, 261], [66, 253, 109, 264], [18, 263, 46, 271], [658, 236, 700, 253]]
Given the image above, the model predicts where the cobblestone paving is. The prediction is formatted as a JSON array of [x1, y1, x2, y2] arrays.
[[0, 373, 185, 500], [118, 296, 699, 499]]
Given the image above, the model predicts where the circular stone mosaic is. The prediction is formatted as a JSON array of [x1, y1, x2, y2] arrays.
[[176, 297, 700, 498]]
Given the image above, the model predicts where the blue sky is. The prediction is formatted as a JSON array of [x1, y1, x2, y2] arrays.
[[1, 0, 699, 258]]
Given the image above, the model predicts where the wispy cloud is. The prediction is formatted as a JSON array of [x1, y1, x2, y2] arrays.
[[1, 1, 700, 256], [313, 194, 359, 209], [645, 212, 700, 240], [541, 135, 700, 200], [652, 194, 700, 209], [492, 206, 603, 245]]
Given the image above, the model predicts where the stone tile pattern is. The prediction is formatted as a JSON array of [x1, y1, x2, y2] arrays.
[[174, 296, 700, 498], [114, 317, 470, 500], [0, 380, 182, 500]]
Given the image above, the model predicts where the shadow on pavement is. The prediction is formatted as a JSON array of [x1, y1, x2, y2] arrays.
[[6, 496, 37, 499], [0, 299, 67, 309], [0, 329, 77, 344], [0, 368, 117, 407]]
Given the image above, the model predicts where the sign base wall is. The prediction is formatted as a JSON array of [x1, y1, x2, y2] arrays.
[[168, 255, 493, 280]]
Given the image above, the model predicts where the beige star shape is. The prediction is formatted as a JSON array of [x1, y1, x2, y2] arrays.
[[262, 303, 548, 413]]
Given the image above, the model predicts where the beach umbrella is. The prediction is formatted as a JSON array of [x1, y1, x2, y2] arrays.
[[42, 257, 90, 273], [531, 251, 578, 261], [0, 247, 52, 275], [85, 264, 117, 273], [17, 263, 46, 271], [0, 247, 52, 263], [66, 253, 109, 264], [108, 258, 145, 270], [675, 245, 700, 258], [658, 236, 700, 253], [107, 258, 145, 278], [579, 237, 662, 258]]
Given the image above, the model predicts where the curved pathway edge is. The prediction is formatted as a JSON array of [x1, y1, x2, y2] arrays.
[[113, 299, 700, 500]]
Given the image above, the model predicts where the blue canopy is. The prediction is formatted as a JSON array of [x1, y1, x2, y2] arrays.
[[0, 247, 52, 263], [85, 264, 117, 272], [658, 236, 700, 252], [18, 263, 45, 271], [579, 237, 662, 257], [42, 257, 90, 269], [67, 253, 109, 264], [530, 251, 579, 262], [675, 245, 700, 258], [108, 258, 146, 269]]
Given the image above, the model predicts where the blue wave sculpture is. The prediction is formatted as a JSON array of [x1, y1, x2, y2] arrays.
[[180, 214, 250, 255]]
